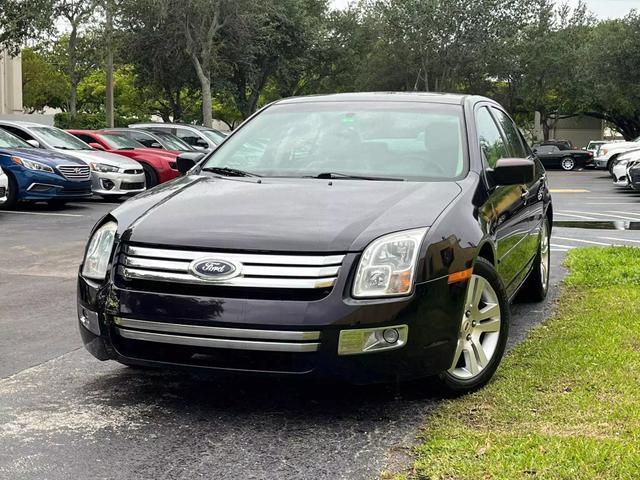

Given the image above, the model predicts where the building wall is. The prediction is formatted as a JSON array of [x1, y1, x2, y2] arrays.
[[0, 51, 23, 114], [534, 112, 604, 148]]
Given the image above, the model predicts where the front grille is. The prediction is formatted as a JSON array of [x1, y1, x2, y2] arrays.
[[117, 244, 345, 291], [120, 182, 145, 191], [58, 165, 91, 181], [123, 169, 143, 175], [630, 170, 640, 183]]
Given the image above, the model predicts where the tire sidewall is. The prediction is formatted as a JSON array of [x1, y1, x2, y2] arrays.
[[141, 163, 158, 188], [0, 170, 18, 209], [438, 257, 510, 394]]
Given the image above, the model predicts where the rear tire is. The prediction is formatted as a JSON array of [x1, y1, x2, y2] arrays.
[[0, 172, 18, 210], [142, 163, 158, 188], [518, 217, 551, 302], [561, 157, 575, 171], [437, 257, 510, 395]]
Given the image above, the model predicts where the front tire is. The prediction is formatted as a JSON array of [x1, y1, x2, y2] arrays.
[[141, 163, 158, 188], [561, 157, 575, 171], [437, 257, 510, 394]]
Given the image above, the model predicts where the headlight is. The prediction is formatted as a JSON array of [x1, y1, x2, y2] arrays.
[[353, 228, 428, 298], [618, 159, 629, 166], [600, 149, 608, 156], [82, 221, 117, 280], [11, 156, 54, 173], [91, 162, 119, 173]]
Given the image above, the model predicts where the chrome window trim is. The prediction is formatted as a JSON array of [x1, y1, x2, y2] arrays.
[[116, 328, 320, 353], [114, 316, 320, 341]]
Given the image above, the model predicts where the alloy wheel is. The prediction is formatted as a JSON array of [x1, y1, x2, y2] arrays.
[[540, 220, 550, 292], [561, 157, 575, 171], [448, 275, 502, 379]]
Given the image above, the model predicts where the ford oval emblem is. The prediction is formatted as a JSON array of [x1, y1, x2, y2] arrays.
[[189, 258, 242, 281]]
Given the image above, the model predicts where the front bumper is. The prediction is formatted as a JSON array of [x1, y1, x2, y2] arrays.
[[14, 169, 92, 201], [77, 269, 466, 383], [91, 170, 146, 196], [595, 157, 609, 169]]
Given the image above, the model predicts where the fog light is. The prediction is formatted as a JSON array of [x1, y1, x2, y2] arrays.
[[382, 328, 400, 344], [101, 179, 115, 190], [338, 325, 408, 355], [77, 303, 101, 335]]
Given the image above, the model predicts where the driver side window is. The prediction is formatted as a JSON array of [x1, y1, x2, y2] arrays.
[[476, 107, 508, 168]]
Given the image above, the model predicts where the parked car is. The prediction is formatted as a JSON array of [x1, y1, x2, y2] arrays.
[[0, 127, 92, 209], [594, 137, 640, 171], [129, 123, 226, 151], [102, 128, 194, 153], [532, 144, 593, 170], [77, 93, 552, 394], [0, 167, 7, 205], [0, 121, 146, 200], [611, 150, 640, 186], [585, 140, 607, 156], [68, 130, 181, 188], [628, 162, 640, 191], [540, 139, 575, 150]]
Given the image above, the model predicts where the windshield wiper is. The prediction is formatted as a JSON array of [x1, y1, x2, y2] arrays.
[[305, 172, 406, 181], [201, 166, 260, 177]]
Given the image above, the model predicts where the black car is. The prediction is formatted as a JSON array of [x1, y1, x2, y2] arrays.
[[102, 128, 194, 153], [532, 143, 593, 171], [77, 93, 552, 393], [629, 163, 640, 191]]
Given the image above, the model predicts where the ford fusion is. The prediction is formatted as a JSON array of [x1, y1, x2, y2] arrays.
[[78, 93, 552, 392]]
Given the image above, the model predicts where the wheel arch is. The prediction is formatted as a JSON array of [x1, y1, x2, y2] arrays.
[[477, 241, 496, 266]]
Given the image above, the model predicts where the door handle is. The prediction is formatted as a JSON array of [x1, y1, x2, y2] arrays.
[[521, 187, 529, 202]]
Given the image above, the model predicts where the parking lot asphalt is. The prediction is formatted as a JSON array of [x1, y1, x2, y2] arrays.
[[1, 170, 638, 480]]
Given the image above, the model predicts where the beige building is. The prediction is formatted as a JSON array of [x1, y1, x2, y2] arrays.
[[0, 51, 23, 115]]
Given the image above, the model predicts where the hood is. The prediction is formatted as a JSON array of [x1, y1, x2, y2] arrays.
[[117, 148, 178, 161], [113, 176, 462, 252], [0, 147, 87, 167], [601, 141, 640, 152], [51, 148, 143, 169]]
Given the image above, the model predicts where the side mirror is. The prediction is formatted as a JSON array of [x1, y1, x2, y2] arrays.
[[89, 142, 105, 151], [532, 148, 538, 154], [487, 158, 535, 186], [150, 142, 162, 149], [26, 139, 40, 148], [176, 152, 205, 175]]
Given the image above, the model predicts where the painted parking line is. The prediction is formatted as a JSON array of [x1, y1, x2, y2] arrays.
[[553, 236, 612, 246], [608, 211, 640, 219], [560, 210, 640, 221], [550, 243, 576, 250], [598, 236, 640, 245], [0, 210, 83, 218], [549, 189, 591, 193], [555, 212, 600, 220]]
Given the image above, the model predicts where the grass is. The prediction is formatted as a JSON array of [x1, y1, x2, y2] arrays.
[[398, 247, 640, 479]]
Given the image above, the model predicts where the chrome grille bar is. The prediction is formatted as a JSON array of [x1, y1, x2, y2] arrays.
[[119, 245, 345, 289], [58, 165, 91, 180], [116, 329, 320, 352], [114, 317, 320, 341]]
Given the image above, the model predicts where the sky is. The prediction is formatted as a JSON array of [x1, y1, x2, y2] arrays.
[[331, 0, 638, 19]]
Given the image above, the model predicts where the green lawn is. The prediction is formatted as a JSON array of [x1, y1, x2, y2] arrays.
[[398, 247, 640, 479]]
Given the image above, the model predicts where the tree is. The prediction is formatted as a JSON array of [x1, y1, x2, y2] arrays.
[[577, 13, 640, 139], [118, 0, 199, 122], [0, 0, 54, 54], [22, 48, 69, 113], [53, 0, 98, 118], [170, 0, 235, 127]]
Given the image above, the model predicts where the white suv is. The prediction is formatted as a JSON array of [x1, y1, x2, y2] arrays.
[[595, 138, 640, 170]]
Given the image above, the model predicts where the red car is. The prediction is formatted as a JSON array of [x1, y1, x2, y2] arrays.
[[68, 130, 181, 187]]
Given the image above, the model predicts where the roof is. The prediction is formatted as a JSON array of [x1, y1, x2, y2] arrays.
[[0, 119, 51, 127], [275, 92, 474, 106], [130, 122, 221, 132]]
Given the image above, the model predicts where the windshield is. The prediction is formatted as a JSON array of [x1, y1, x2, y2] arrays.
[[33, 127, 92, 150], [202, 102, 467, 180], [201, 129, 226, 144], [100, 134, 143, 150], [0, 128, 31, 148], [155, 132, 193, 151]]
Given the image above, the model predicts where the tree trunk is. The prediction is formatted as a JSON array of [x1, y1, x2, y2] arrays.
[[68, 25, 78, 119], [200, 76, 212, 127], [105, 0, 114, 128]]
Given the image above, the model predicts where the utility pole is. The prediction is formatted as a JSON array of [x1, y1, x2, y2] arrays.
[[105, 0, 114, 128]]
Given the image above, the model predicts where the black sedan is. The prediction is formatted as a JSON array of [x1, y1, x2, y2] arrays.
[[532, 144, 593, 171], [77, 93, 552, 394]]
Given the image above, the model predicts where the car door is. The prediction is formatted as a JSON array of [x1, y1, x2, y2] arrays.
[[535, 145, 561, 168], [475, 106, 530, 289], [491, 107, 542, 268]]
